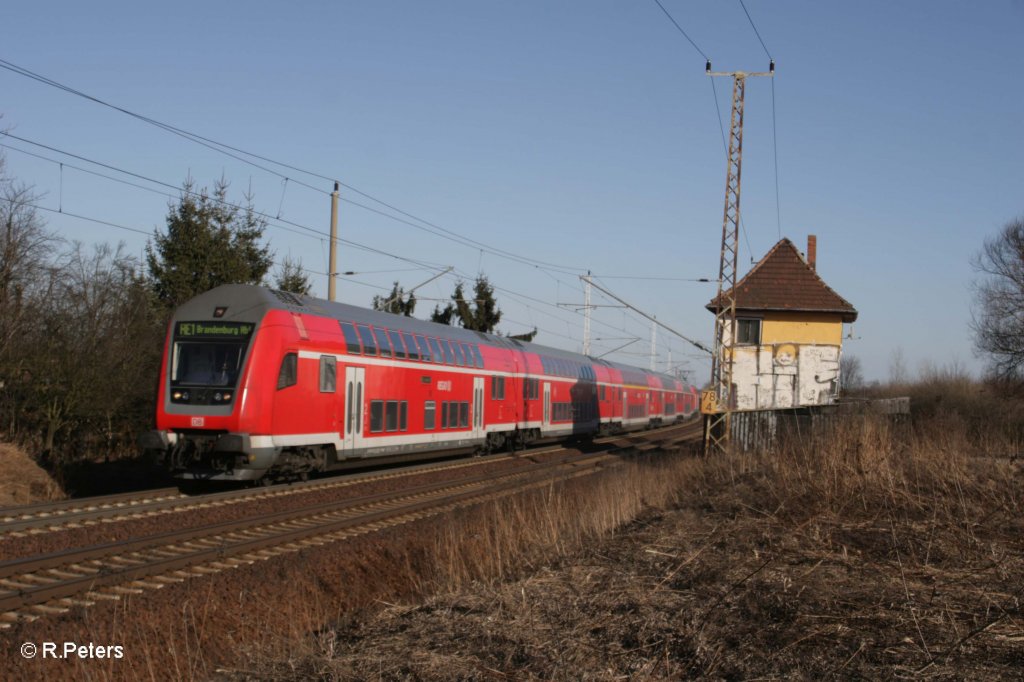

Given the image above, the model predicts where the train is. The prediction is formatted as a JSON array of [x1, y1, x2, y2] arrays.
[[138, 284, 699, 482]]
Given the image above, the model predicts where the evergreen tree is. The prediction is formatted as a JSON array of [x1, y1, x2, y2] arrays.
[[274, 256, 312, 295], [373, 281, 416, 316], [431, 275, 501, 333], [146, 178, 272, 309]]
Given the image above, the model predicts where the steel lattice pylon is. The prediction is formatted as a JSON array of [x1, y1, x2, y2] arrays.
[[705, 65, 773, 454]]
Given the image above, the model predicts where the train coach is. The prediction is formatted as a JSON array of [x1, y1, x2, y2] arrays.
[[138, 285, 698, 482]]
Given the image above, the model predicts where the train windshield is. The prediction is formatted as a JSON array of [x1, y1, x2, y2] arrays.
[[170, 321, 254, 388]]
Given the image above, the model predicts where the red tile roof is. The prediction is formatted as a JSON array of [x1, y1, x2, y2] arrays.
[[706, 238, 858, 322]]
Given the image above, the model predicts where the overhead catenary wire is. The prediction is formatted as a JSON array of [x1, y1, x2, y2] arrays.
[[0, 57, 709, 371], [5, 137, 664, 363], [736, 0, 783, 240], [0, 58, 588, 275]]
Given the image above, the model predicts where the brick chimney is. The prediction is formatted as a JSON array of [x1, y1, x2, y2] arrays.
[[807, 234, 817, 271]]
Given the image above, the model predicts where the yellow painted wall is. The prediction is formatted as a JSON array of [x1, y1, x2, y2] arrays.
[[760, 313, 844, 345]]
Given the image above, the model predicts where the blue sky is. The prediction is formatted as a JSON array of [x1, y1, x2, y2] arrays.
[[2, 1, 1023, 383]]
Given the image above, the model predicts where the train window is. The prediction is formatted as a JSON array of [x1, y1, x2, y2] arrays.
[[276, 353, 297, 390], [390, 331, 407, 359], [357, 325, 378, 356], [415, 335, 432, 362], [441, 402, 448, 429], [452, 343, 465, 367], [440, 340, 454, 365], [375, 328, 393, 358], [346, 382, 353, 433], [424, 401, 436, 430], [449, 403, 460, 428], [459, 402, 469, 428], [402, 332, 420, 360], [340, 322, 362, 354], [319, 355, 336, 393], [369, 401, 384, 433], [471, 345, 484, 369], [599, 385, 606, 401], [385, 401, 398, 432], [491, 376, 505, 400], [356, 383, 362, 433], [428, 338, 444, 364], [523, 378, 538, 400], [400, 401, 408, 431]]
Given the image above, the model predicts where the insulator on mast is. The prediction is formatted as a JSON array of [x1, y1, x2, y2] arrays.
[[769, 60, 775, 73], [706, 59, 711, 74]]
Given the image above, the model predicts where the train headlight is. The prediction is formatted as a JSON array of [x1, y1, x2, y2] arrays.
[[223, 392, 232, 401], [214, 392, 223, 402], [172, 391, 182, 400]]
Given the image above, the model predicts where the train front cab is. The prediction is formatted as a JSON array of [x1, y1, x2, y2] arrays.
[[141, 314, 279, 481]]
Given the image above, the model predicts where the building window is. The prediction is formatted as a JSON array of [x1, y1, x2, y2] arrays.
[[736, 318, 761, 345]]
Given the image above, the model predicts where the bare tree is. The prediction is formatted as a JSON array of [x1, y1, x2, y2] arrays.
[[839, 354, 864, 394], [0, 154, 60, 436], [971, 217, 1024, 379], [889, 347, 909, 385]]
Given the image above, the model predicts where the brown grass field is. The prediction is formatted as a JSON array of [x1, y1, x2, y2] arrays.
[[222, 394, 1023, 680], [4, 381, 1023, 680]]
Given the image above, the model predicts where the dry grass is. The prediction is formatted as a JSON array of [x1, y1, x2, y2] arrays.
[[0, 441, 64, 507], [231, 407, 1024, 680], [7, 391, 1023, 680]]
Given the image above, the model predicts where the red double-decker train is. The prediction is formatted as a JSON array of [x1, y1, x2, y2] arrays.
[[139, 285, 699, 481]]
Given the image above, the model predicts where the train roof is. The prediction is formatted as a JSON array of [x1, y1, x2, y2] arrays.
[[177, 285, 688, 388]]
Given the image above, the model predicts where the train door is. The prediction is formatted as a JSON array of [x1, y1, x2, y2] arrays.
[[472, 376, 485, 440], [342, 366, 365, 454], [543, 382, 551, 428]]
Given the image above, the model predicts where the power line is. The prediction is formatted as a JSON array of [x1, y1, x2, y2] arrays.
[[738, 0, 773, 61], [735, 0, 782, 240], [0, 133, 452, 273], [5, 136, 644, 357], [650, 0, 709, 60], [0, 57, 588, 274]]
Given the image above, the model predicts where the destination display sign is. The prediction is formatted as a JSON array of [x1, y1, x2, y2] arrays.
[[175, 321, 254, 339]]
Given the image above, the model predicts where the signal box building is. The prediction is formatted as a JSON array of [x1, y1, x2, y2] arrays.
[[707, 235, 858, 410]]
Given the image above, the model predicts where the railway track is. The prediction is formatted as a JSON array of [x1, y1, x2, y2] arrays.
[[0, 451, 525, 536], [0, 420, 700, 537], [0, 421, 701, 626], [0, 450, 612, 625]]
